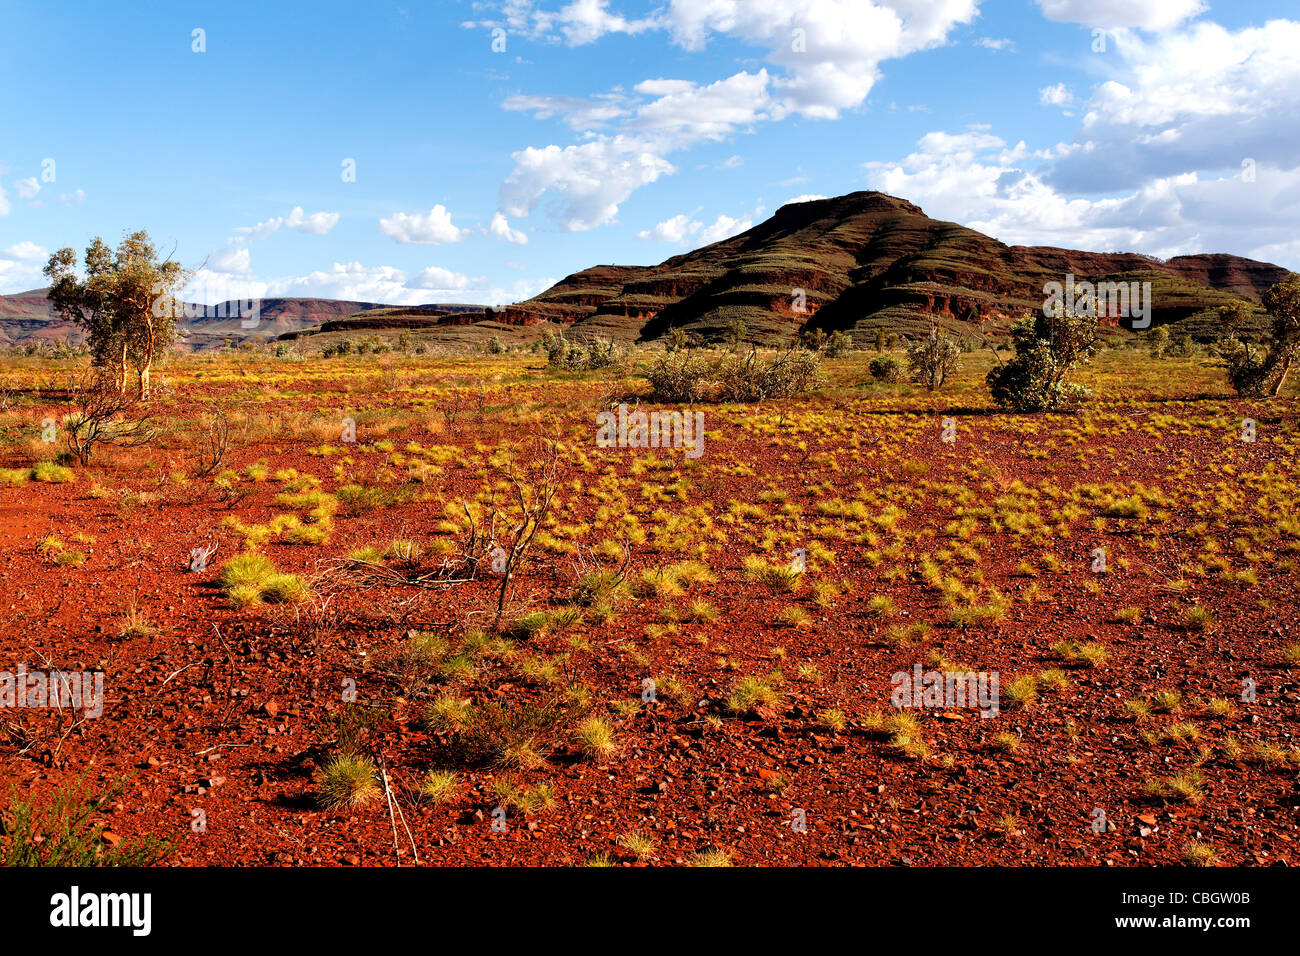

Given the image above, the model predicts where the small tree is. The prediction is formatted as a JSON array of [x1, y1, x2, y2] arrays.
[[1219, 276, 1300, 397], [1148, 325, 1171, 359], [987, 307, 1100, 412], [725, 319, 747, 352], [906, 323, 961, 391], [823, 331, 852, 357], [44, 240, 126, 392], [44, 230, 185, 399]]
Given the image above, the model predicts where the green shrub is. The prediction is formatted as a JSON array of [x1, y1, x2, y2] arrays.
[[1, 777, 170, 866], [868, 355, 905, 383], [987, 310, 1099, 411]]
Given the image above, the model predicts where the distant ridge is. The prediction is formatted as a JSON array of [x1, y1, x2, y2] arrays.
[[3, 191, 1288, 350]]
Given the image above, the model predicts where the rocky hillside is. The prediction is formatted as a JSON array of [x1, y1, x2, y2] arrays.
[[8, 191, 1288, 351], [510, 192, 1289, 344]]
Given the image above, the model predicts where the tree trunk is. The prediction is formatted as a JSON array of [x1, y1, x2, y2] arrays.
[[1272, 353, 1293, 397], [137, 322, 155, 400]]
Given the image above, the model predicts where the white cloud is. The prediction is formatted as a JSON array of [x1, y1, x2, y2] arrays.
[[1047, 19, 1300, 192], [555, 0, 655, 45], [411, 266, 473, 291], [0, 184, 9, 217], [14, 177, 40, 200], [209, 245, 252, 274], [378, 204, 470, 244], [286, 206, 340, 235], [785, 193, 828, 204], [59, 189, 85, 205], [2, 241, 47, 261], [488, 0, 979, 230], [1034, 0, 1206, 31], [502, 92, 628, 130], [863, 128, 1300, 269], [500, 138, 675, 231], [236, 205, 340, 238], [636, 213, 699, 243], [635, 209, 755, 246], [660, 0, 979, 120], [975, 37, 1015, 52], [0, 242, 49, 294], [718, 154, 744, 168], [1039, 83, 1073, 107], [489, 211, 529, 244], [697, 212, 752, 245], [629, 70, 772, 146]]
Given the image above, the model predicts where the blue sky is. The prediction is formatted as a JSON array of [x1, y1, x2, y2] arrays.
[[2, 0, 1298, 305]]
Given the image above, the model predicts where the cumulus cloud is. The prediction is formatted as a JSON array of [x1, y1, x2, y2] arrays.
[[411, 266, 473, 291], [697, 212, 753, 245], [500, 139, 675, 231], [14, 177, 40, 200], [1039, 83, 1073, 107], [378, 204, 470, 244], [636, 209, 755, 246], [975, 37, 1015, 52], [636, 213, 699, 243], [863, 128, 1300, 269], [2, 241, 47, 261], [1044, 19, 1300, 193], [209, 245, 252, 274], [183, 269, 270, 306], [489, 212, 529, 244], [0, 184, 9, 217], [236, 205, 340, 238], [487, 0, 979, 230], [554, 0, 655, 45], [785, 193, 828, 204], [0, 242, 50, 295], [1034, 0, 1207, 31]]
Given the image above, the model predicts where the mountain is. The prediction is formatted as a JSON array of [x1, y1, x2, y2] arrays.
[[0, 291, 486, 350], [6, 192, 1289, 351], [506, 192, 1290, 344]]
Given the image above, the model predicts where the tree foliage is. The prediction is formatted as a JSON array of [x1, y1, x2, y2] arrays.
[[986, 308, 1100, 411], [43, 230, 186, 399], [906, 323, 962, 390], [1218, 275, 1300, 397]]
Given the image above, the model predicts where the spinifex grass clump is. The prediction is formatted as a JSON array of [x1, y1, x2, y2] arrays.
[[216, 553, 310, 607], [313, 754, 381, 809], [726, 675, 780, 715]]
